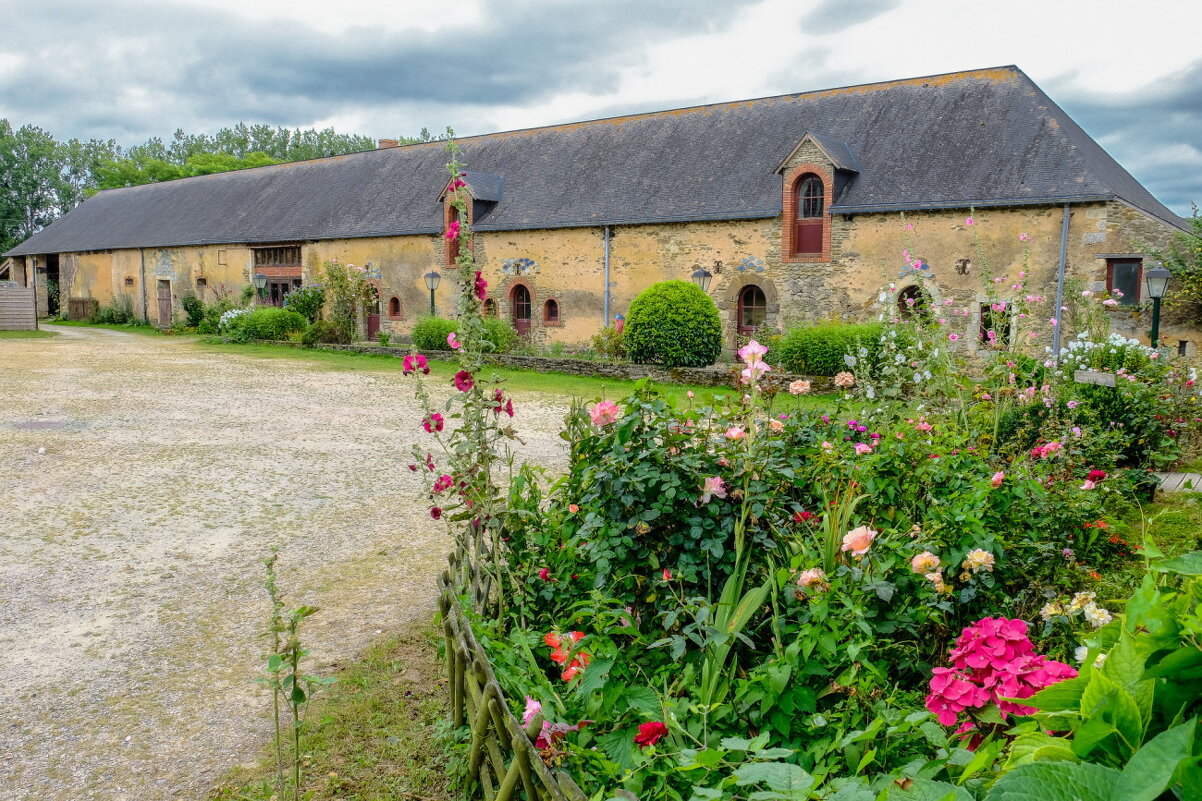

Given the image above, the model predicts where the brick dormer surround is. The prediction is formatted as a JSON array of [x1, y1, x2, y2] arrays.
[[782, 162, 834, 263]]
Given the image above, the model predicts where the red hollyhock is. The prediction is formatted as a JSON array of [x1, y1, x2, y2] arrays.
[[634, 721, 668, 748]]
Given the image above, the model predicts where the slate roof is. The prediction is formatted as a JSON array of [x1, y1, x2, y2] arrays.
[[6, 65, 1187, 258]]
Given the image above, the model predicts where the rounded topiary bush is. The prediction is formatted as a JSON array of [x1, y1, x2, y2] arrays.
[[411, 316, 458, 351], [774, 322, 884, 375], [624, 280, 722, 367]]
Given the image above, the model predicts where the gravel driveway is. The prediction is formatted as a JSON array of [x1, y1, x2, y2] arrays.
[[0, 326, 570, 801]]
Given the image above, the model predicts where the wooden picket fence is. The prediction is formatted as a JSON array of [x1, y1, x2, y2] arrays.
[[439, 566, 589, 801]]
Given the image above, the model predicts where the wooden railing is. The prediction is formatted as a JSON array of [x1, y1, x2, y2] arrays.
[[439, 568, 589, 801]]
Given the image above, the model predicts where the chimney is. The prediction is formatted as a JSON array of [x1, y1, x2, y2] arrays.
[[377, 138, 399, 149]]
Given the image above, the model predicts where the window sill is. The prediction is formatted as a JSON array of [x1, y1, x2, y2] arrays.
[[784, 253, 829, 263]]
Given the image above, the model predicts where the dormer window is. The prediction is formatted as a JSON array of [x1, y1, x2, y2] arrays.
[[794, 174, 825, 255]]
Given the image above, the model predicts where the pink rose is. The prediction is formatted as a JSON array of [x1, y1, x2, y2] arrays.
[[841, 526, 877, 558], [589, 400, 620, 426], [725, 426, 745, 441], [911, 551, 941, 574], [991, 471, 1004, 488], [788, 380, 811, 395], [796, 567, 827, 591]]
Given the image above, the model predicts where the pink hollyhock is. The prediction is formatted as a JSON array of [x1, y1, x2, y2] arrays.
[[589, 400, 620, 426], [841, 526, 877, 558], [737, 339, 769, 365], [422, 413, 445, 433], [430, 507, 442, 520], [741, 362, 771, 384], [453, 370, 474, 392], [965, 216, 974, 226], [991, 471, 1004, 488], [433, 474, 454, 493], [445, 219, 461, 240], [402, 353, 429, 375], [474, 271, 488, 301], [447, 332, 461, 350], [634, 721, 668, 749], [700, 476, 727, 503]]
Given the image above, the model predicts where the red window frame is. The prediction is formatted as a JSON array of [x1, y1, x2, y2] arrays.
[[737, 285, 767, 334]]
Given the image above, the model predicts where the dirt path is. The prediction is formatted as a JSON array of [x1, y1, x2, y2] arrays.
[[0, 327, 570, 801]]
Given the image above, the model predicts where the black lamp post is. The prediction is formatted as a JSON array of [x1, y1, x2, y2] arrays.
[[253, 273, 268, 302], [1145, 265, 1171, 349], [690, 268, 713, 292], [424, 270, 441, 315]]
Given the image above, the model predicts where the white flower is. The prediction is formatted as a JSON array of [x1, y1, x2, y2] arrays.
[[1083, 602, 1112, 628], [1040, 601, 1064, 621], [1075, 646, 1107, 668]]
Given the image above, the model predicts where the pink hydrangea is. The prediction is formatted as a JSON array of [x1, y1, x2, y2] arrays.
[[925, 617, 1077, 728]]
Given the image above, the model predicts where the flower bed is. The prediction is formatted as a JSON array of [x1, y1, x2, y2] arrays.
[[418, 150, 1201, 799]]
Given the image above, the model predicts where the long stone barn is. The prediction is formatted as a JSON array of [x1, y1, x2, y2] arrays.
[[3, 65, 1194, 353]]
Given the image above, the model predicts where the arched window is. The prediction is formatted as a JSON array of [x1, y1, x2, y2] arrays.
[[737, 284, 767, 334], [511, 284, 531, 336], [794, 174, 824, 255], [387, 296, 402, 318], [896, 285, 930, 320], [543, 299, 559, 324]]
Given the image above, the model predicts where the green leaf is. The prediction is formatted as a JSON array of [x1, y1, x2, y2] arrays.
[[720, 737, 754, 751], [1151, 550, 1202, 575], [1111, 720, 1197, 801], [574, 656, 615, 696], [1080, 669, 1144, 757], [731, 762, 814, 794], [1025, 674, 1088, 712], [889, 778, 974, 801], [986, 761, 1120, 801], [267, 654, 283, 671], [1003, 732, 1078, 770]]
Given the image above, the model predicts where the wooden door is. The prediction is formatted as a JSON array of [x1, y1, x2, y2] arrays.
[[511, 285, 531, 336], [737, 285, 766, 336], [157, 280, 172, 326]]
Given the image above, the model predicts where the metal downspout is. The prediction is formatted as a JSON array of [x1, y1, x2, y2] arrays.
[[139, 248, 149, 323], [603, 226, 611, 326], [1051, 204, 1070, 359]]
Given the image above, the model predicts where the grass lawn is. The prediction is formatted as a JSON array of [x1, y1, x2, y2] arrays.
[[0, 329, 57, 338], [211, 625, 453, 801], [1100, 490, 1202, 598], [193, 340, 836, 409], [49, 320, 166, 336]]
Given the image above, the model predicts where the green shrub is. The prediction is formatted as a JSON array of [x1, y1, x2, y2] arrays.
[[412, 315, 516, 353], [624, 280, 722, 367], [590, 325, 626, 360], [481, 317, 516, 354], [301, 320, 341, 347], [774, 322, 884, 375], [92, 293, 138, 325], [411, 316, 458, 351], [235, 307, 307, 341], [283, 286, 326, 323], [181, 293, 205, 328]]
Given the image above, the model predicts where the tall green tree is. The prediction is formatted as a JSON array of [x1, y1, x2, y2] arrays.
[[0, 121, 65, 253]]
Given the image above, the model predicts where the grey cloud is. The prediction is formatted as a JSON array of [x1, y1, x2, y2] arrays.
[[800, 0, 900, 35], [1051, 59, 1202, 216], [0, 0, 761, 143]]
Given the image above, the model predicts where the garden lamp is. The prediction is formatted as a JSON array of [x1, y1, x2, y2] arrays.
[[690, 268, 713, 292], [1145, 265, 1171, 349], [424, 270, 441, 315], [252, 273, 268, 301]]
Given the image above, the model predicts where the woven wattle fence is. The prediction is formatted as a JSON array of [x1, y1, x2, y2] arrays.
[[439, 565, 589, 801]]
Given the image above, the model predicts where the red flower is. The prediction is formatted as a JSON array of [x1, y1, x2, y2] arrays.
[[538, 567, 551, 581], [793, 510, 815, 523], [430, 507, 442, 520], [402, 353, 429, 375], [544, 631, 590, 681], [634, 721, 668, 749], [422, 413, 445, 433], [1087, 470, 1107, 483], [474, 271, 488, 301], [661, 568, 672, 581], [453, 370, 474, 392], [445, 219, 461, 240]]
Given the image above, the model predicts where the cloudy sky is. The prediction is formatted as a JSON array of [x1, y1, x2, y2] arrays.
[[2, 0, 1199, 215]]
